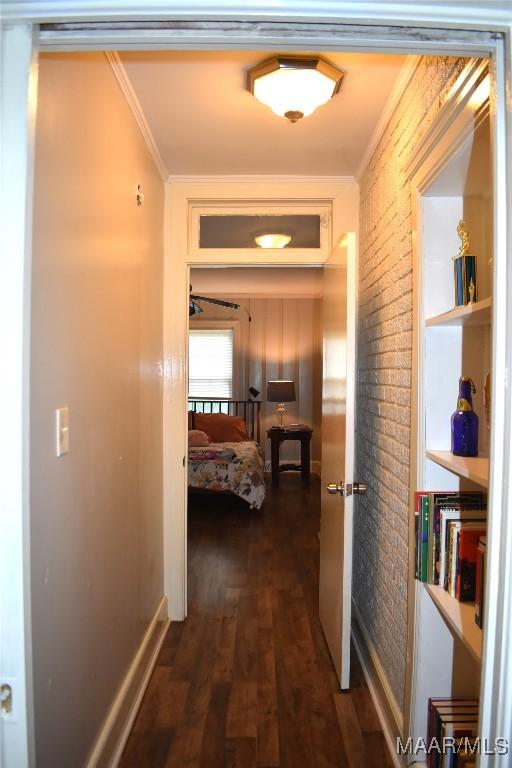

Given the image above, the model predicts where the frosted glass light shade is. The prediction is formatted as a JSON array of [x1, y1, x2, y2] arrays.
[[254, 233, 292, 249], [247, 55, 344, 122]]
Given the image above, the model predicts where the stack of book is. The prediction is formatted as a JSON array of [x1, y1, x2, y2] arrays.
[[427, 698, 479, 767], [415, 492, 486, 620]]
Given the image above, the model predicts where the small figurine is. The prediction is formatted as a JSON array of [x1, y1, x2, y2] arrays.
[[457, 219, 470, 256]]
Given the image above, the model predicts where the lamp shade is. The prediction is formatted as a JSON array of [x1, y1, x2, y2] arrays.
[[266, 380, 296, 403]]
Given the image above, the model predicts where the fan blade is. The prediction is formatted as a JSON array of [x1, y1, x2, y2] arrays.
[[189, 299, 204, 316], [190, 294, 240, 310]]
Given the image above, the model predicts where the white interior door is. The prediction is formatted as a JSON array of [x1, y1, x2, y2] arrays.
[[319, 232, 359, 690]]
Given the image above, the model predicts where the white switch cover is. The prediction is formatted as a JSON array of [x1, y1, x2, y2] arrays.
[[56, 407, 69, 457]]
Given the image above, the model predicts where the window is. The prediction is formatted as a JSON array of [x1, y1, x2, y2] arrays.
[[188, 328, 234, 399]]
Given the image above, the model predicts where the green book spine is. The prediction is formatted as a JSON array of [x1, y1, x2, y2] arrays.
[[421, 495, 429, 582]]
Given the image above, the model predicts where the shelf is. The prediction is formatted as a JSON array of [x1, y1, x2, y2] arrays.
[[426, 584, 482, 663], [425, 450, 488, 488], [425, 297, 491, 327]]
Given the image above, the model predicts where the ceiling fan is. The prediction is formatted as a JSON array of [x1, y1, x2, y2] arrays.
[[189, 286, 240, 316]]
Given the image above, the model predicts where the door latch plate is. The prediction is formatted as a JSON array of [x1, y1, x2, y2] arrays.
[[1, 684, 13, 715]]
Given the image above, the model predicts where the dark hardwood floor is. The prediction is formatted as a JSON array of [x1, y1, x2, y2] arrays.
[[120, 475, 393, 767]]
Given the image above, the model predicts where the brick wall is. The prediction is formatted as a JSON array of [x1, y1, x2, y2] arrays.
[[354, 56, 468, 712]]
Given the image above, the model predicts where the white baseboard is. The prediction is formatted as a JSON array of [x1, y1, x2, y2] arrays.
[[351, 599, 405, 768], [85, 596, 170, 768]]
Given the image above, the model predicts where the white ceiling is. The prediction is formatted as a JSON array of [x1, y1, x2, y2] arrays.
[[118, 50, 407, 177]]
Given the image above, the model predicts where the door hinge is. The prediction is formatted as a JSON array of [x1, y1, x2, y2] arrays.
[[1, 683, 13, 715]]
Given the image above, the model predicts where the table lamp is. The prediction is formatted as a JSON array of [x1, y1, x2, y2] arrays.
[[266, 380, 296, 426]]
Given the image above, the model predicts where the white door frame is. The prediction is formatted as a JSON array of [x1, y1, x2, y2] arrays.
[[163, 178, 358, 620], [2, 5, 511, 767]]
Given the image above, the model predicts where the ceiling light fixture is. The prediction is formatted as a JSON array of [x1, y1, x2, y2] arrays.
[[247, 55, 344, 123], [254, 233, 292, 249]]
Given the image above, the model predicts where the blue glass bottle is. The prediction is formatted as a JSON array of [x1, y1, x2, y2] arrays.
[[451, 377, 479, 457]]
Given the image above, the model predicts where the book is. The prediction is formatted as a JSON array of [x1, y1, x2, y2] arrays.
[[439, 508, 487, 590], [427, 698, 479, 768], [447, 521, 487, 599], [421, 494, 430, 582], [427, 699, 479, 752], [429, 493, 485, 585], [475, 536, 487, 628], [448, 523, 461, 597], [414, 492, 430, 582], [414, 492, 486, 586], [456, 526, 487, 601], [441, 722, 479, 768], [414, 491, 423, 580]]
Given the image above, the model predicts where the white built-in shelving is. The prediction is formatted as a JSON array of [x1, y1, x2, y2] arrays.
[[407, 60, 493, 757], [425, 450, 489, 488], [426, 584, 483, 663], [425, 296, 492, 327]]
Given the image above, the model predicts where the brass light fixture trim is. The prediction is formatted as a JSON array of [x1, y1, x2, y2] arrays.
[[247, 55, 344, 123]]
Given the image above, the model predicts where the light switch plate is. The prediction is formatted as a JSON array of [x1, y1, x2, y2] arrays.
[[56, 407, 69, 457]]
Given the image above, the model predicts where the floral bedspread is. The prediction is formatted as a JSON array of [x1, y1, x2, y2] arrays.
[[188, 440, 265, 509]]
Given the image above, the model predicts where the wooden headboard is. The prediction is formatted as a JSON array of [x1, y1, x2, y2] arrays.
[[188, 399, 262, 443]]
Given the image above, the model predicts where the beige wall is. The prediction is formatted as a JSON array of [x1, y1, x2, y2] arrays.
[[190, 297, 322, 465], [30, 52, 164, 766], [354, 56, 468, 715]]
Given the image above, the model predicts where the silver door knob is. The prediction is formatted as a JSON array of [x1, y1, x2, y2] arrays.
[[326, 481, 367, 497]]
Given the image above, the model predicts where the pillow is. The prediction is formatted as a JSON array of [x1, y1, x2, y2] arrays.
[[193, 413, 250, 443], [188, 429, 210, 447]]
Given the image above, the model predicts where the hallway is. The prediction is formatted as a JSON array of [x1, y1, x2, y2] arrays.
[[120, 476, 392, 767]]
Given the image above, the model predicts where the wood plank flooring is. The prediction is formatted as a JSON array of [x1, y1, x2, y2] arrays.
[[120, 475, 393, 767]]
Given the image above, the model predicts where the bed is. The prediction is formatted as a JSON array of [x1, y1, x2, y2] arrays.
[[187, 399, 265, 509]]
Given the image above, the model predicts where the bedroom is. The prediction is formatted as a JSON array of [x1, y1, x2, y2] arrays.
[[4, 11, 510, 768], [186, 264, 323, 510]]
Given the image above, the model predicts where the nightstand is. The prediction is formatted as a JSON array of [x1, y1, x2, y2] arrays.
[[267, 426, 313, 485]]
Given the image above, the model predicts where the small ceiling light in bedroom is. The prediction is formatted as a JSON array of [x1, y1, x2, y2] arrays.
[[247, 55, 344, 123], [254, 233, 292, 249]]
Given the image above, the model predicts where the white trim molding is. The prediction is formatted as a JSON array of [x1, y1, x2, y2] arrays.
[[4, 2, 512, 30], [105, 51, 168, 181], [0, 22, 38, 768], [355, 54, 420, 180], [84, 597, 169, 768], [2, 12, 512, 768], [167, 174, 356, 185], [163, 177, 358, 620], [351, 600, 404, 768]]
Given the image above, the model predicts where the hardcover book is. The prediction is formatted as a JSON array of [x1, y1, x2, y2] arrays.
[[456, 526, 487, 601]]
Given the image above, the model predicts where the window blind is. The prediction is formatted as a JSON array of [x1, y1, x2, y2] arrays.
[[188, 329, 234, 398]]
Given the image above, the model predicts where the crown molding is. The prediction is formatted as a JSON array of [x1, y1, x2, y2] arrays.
[[355, 54, 421, 181], [166, 174, 356, 185], [105, 51, 168, 181], [4, 1, 512, 30]]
